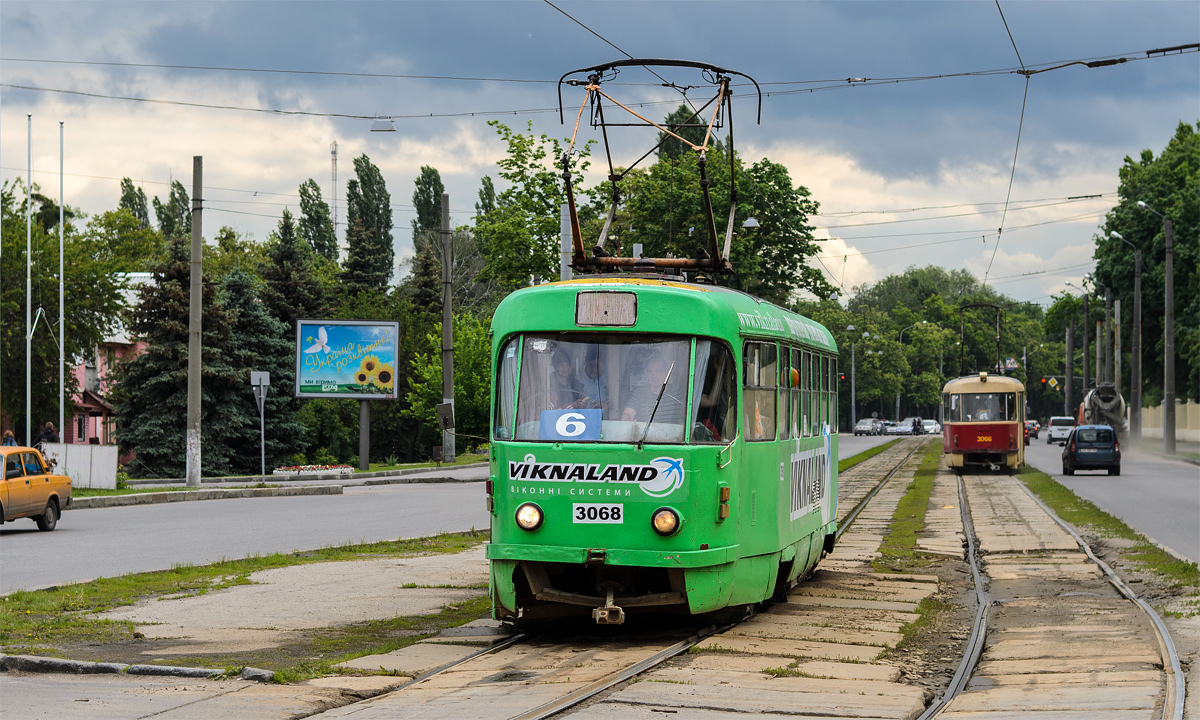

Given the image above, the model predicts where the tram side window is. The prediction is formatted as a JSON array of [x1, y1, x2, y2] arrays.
[[790, 347, 802, 439], [493, 336, 519, 440], [815, 354, 825, 432], [779, 348, 792, 439], [691, 340, 736, 443], [801, 351, 811, 437], [830, 358, 838, 432], [742, 341, 777, 441]]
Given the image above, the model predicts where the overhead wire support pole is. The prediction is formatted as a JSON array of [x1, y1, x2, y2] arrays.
[[59, 121, 64, 440], [186, 156, 203, 487], [26, 113, 32, 445]]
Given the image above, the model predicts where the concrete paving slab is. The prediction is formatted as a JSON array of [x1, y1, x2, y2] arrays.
[[976, 657, 1163, 675], [98, 546, 489, 653], [695, 634, 882, 661], [0, 671, 253, 720], [939, 712, 1150, 720], [601, 670, 926, 719], [768, 603, 915, 631], [681, 654, 901, 681], [792, 584, 934, 603], [785, 593, 920, 613], [569, 704, 853, 719], [981, 639, 1161, 664], [967, 670, 1163, 687], [942, 682, 1159, 712], [725, 617, 901, 647], [337, 642, 478, 675]]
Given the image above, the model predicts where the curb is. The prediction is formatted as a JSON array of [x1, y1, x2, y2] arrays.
[[71, 485, 342, 510], [126, 462, 489, 486], [0, 654, 277, 681]]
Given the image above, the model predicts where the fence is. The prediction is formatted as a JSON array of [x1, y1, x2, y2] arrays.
[[41, 443, 120, 489], [1139, 400, 1200, 443]]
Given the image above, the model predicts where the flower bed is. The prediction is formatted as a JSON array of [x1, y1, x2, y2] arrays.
[[272, 464, 354, 476]]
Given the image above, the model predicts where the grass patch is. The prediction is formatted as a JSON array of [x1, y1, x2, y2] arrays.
[[871, 441, 941, 574], [365, 454, 487, 473], [271, 595, 493, 683], [839, 439, 902, 474], [1017, 465, 1199, 601], [0, 530, 489, 657]]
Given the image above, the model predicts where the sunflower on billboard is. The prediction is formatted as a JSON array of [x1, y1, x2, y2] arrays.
[[372, 363, 395, 392], [360, 355, 382, 376]]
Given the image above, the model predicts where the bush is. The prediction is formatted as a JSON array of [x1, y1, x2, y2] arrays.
[[313, 447, 338, 466]]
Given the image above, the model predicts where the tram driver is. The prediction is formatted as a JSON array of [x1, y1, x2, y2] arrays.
[[577, 347, 610, 415], [549, 349, 588, 410], [621, 355, 685, 425]]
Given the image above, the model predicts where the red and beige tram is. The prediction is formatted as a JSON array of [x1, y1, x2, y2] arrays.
[[941, 372, 1025, 471]]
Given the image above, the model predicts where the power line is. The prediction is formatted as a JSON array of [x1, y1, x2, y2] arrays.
[[0, 57, 557, 84]]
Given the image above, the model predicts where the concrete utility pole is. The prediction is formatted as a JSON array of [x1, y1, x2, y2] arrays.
[[1163, 216, 1176, 454], [1095, 321, 1102, 391], [1082, 296, 1090, 395], [1114, 300, 1122, 397], [59, 122, 65, 439], [1112, 232, 1142, 439], [1065, 321, 1074, 416], [358, 400, 369, 472], [441, 193, 455, 463], [185, 156, 203, 487], [1104, 287, 1112, 383], [26, 114, 32, 445]]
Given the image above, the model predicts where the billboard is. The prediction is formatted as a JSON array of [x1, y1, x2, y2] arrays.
[[295, 320, 401, 399]]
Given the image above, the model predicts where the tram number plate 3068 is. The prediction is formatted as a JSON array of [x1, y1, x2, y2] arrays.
[[573, 503, 624, 524]]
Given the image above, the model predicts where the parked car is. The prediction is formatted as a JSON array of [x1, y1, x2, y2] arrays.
[[1061, 425, 1120, 476], [1047, 416, 1076, 445], [922, 419, 941, 434], [1, 446, 72, 531], [854, 419, 882, 436], [1025, 420, 1040, 440]]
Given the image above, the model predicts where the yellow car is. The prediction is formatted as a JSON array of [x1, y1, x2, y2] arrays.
[[1, 446, 73, 531]]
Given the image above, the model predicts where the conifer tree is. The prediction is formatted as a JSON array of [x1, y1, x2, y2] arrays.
[[262, 209, 327, 330], [298, 179, 338, 261], [343, 154, 394, 291], [112, 235, 244, 477], [221, 267, 306, 473], [119, 178, 151, 229]]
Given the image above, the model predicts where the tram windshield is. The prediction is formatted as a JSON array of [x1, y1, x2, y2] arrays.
[[493, 333, 735, 444], [944, 392, 1018, 422]]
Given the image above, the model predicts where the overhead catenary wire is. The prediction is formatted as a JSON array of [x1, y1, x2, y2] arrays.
[[982, 0, 1030, 285]]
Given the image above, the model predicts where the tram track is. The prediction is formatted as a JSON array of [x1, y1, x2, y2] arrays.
[[308, 438, 934, 719], [315, 439, 1189, 720]]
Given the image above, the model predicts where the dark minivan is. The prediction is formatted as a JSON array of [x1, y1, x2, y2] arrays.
[[1061, 424, 1121, 476]]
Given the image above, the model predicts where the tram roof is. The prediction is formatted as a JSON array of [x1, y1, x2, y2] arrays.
[[492, 276, 837, 352], [941, 373, 1025, 393]]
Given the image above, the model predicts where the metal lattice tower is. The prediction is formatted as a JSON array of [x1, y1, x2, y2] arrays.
[[330, 140, 338, 252]]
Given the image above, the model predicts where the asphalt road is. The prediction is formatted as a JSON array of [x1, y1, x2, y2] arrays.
[[1023, 437, 1199, 563], [0, 482, 491, 594], [0, 433, 939, 594]]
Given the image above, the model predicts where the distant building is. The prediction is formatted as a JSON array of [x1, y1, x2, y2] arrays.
[[66, 273, 152, 446]]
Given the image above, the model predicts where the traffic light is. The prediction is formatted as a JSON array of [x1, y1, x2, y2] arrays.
[[839, 372, 847, 382], [1040, 376, 1048, 385]]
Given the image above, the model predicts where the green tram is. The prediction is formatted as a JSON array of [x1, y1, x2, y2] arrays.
[[486, 276, 841, 624]]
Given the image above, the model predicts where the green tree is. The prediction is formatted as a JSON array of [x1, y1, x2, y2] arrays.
[[1098, 121, 1199, 402], [411, 165, 444, 242], [343, 154, 394, 292], [112, 235, 244, 477], [261, 209, 327, 332], [657, 104, 725, 162], [221, 267, 306, 473], [474, 121, 590, 289], [297, 179, 338, 262], [405, 313, 493, 449], [152, 179, 191, 239], [205, 226, 268, 282], [119, 178, 151, 229], [0, 181, 146, 441]]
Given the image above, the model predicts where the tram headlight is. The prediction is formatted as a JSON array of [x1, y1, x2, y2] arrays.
[[515, 503, 544, 531], [651, 507, 681, 536]]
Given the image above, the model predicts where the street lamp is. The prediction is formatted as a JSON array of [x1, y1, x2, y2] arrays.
[[1110, 230, 1142, 439], [895, 321, 926, 420], [1134, 201, 1175, 453]]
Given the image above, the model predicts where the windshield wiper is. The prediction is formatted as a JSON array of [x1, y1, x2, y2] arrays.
[[638, 361, 675, 449]]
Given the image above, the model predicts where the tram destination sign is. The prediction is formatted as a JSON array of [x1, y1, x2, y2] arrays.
[[294, 319, 400, 399]]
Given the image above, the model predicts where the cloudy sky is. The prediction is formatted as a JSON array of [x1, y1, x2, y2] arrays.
[[2, 1, 1196, 305]]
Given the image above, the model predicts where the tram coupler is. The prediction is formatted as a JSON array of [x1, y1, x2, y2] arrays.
[[593, 586, 625, 625]]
